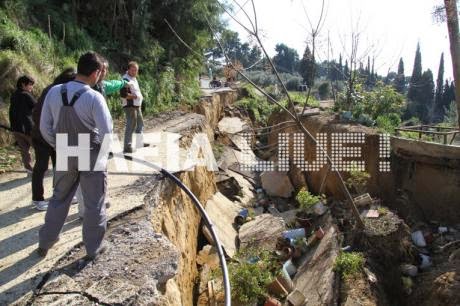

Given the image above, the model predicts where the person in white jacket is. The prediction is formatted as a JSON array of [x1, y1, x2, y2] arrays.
[[121, 61, 146, 153]]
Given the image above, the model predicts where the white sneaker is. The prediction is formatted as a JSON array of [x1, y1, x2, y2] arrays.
[[33, 200, 48, 211], [71, 196, 78, 204]]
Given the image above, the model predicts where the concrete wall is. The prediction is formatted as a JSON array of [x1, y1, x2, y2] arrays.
[[391, 137, 460, 224]]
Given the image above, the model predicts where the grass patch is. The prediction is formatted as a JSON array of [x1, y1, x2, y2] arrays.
[[334, 252, 365, 278]]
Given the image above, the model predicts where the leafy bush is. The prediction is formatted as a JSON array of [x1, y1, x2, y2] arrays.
[[296, 188, 323, 212], [335, 81, 404, 133], [227, 248, 281, 304], [284, 75, 302, 90], [443, 101, 458, 127], [318, 82, 330, 100], [334, 252, 365, 278], [236, 84, 274, 124], [286, 91, 320, 107]]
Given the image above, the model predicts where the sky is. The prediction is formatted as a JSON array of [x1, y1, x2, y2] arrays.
[[227, 0, 454, 80]]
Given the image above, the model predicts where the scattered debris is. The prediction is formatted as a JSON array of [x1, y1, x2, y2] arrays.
[[238, 214, 286, 250]]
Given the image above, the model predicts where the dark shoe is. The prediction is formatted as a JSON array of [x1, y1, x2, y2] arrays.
[[85, 242, 108, 261], [105, 201, 111, 209], [37, 247, 48, 257], [123, 147, 133, 154], [143, 143, 150, 147]]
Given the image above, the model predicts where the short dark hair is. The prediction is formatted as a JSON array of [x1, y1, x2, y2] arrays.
[[77, 52, 102, 76], [53, 67, 76, 85], [16, 75, 35, 89]]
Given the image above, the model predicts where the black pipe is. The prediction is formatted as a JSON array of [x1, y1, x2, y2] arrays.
[[120, 154, 231, 306]]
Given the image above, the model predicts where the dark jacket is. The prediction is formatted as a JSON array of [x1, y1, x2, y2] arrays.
[[31, 85, 53, 143], [9, 89, 36, 135]]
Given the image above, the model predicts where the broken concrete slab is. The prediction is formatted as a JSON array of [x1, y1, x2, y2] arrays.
[[238, 214, 286, 250], [260, 171, 294, 198], [203, 192, 241, 257], [218, 117, 247, 134], [27, 218, 179, 306], [217, 146, 257, 170]]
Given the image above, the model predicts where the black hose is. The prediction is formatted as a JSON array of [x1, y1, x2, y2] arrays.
[[120, 155, 231, 306]]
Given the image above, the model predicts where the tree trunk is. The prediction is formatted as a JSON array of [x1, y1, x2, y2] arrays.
[[444, 0, 460, 128]]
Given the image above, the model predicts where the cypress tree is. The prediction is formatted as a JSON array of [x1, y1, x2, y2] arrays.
[[394, 58, 405, 93], [344, 60, 349, 79], [299, 45, 315, 87], [418, 69, 435, 123], [443, 80, 456, 109], [408, 43, 423, 102], [338, 54, 343, 80], [433, 53, 445, 122]]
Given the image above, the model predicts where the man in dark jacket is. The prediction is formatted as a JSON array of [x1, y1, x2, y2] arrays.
[[9, 75, 36, 173]]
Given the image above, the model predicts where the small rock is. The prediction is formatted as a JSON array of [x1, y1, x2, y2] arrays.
[[260, 172, 294, 198], [364, 267, 377, 283], [400, 264, 418, 277]]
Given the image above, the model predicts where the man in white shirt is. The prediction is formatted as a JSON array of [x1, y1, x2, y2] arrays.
[[38, 52, 112, 260], [121, 61, 146, 153]]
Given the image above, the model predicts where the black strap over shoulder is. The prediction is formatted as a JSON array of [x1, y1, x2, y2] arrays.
[[60, 85, 91, 107]]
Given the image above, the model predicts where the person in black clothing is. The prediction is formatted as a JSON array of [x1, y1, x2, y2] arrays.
[[9, 75, 36, 173], [31, 68, 76, 211]]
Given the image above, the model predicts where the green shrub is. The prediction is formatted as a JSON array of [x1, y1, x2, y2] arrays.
[[296, 188, 323, 212], [335, 81, 404, 132], [228, 248, 281, 304], [236, 83, 274, 124], [334, 252, 365, 278], [318, 82, 330, 100]]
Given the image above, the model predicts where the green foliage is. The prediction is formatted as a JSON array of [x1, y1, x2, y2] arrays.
[[336, 81, 404, 132], [345, 165, 370, 194], [377, 206, 389, 215], [318, 82, 330, 100], [285, 91, 320, 107], [298, 45, 315, 87], [334, 252, 365, 278], [296, 188, 322, 212], [273, 43, 299, 74], [443, 101, 458, 127], [236, 84, 274, 124], [228, 248, 281, 304], [393, 58, 405, 94], [0, 0, 222, 115]]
